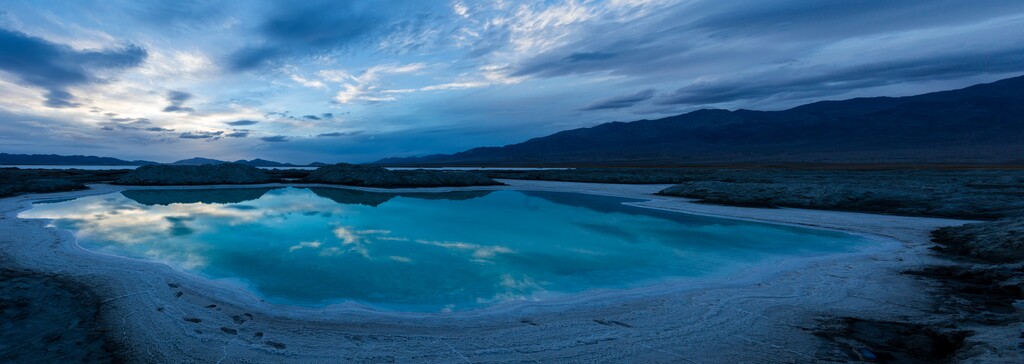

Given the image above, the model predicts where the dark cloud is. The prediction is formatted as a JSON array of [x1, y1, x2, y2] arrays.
[[658, 48, 1024, 106], [43, 89, 81, 108], [227, 46, 285, 71], [227, 3, 381, 70], [100, 117, 157, 131], [260, 135, 288, 142], [126, 0, 228, 28], [320, 112, 334, 119], [302, 114, 321, 120], [0, 28, 146, 107], [226, 1, 447, 71], [317, 131, 362, 137], [145, 127, 174, 132], [162, 91, 195, 113], [226, 119, 259, 126], [581, 89, 656, 110], [508, 0, 1024, 85], [564, 52, 619, 62], [180, 131, 223, 139], [225, 131, 249, 138]]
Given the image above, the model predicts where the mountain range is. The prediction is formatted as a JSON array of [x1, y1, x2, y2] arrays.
[[0, 154, 324, 167], [0, 153, 158, 166], [377, 75, 1024, 166], [166, 158, 325, 167]]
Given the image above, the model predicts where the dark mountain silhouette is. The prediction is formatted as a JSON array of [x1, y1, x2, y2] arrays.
[[169, 158, 322, 167], [235, 158, 293, 167], [376, 75, 1024, 166], [0, 153, 157, 166], [169, 157, 227, 165]]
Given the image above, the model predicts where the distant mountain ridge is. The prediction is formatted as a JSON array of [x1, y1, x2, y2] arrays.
[[0, 153, 157, 166], [376, 75, 1024, 166], [0, 154, 323, 167], [170, 157, 323, 167]]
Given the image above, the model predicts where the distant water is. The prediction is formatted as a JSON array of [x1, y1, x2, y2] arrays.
[[385, 167, 571, 170], [21, 188, 866, 311]]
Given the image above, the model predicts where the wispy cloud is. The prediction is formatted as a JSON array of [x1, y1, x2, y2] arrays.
[[581, 89, 655, 110]]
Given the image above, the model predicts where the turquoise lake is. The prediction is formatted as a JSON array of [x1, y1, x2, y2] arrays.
[[22, 187, 868, 311]]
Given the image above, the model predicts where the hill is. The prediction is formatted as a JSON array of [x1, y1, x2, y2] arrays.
[[376, 75, 1024, 166], [0, 153, 157, 166], [169, 158, 323, 167]]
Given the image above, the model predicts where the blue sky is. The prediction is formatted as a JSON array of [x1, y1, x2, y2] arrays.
[[1, 0, 1022, 163]]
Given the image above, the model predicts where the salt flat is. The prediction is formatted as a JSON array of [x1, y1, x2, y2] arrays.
[[2, 180, 1011, 363]]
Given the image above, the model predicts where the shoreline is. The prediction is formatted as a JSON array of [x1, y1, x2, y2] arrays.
[[0, 180, 998, 362]]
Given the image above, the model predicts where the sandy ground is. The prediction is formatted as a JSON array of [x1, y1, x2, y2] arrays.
[[0, 180, 1005, 363]]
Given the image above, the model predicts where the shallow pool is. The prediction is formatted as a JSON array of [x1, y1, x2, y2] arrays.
[[21, 187, 868, 311]]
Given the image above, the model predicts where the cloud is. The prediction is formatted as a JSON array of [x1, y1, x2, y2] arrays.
[[162, 90, 195, 113], [658, 48, 1024, 106], [581, 89, 655, 110], [179, 131, 223, 139], [227, 2, 388, 71], [226, 119, 258, 126], [327, 63, 427, 104], [317, 131, 362, 137], [260, 135, 288, 142], [224, 131, 249, 138], [145, 127, 174, 132], [0, 27, 147, 107], [290, 73, 326, 89], [302, 114, 320, 120]]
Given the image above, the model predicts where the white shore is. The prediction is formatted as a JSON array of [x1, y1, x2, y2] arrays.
[[0, 180, 993, 362]]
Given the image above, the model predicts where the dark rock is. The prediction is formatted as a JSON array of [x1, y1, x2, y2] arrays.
[[113, 163, 272, 185], [653, 169, 1024, 219], [0, 169, 91, 197], [0, 269, 124, 362], [815, 317, 970, 363], [932, 218, 1024, 263], [302, 163, 501, 188]]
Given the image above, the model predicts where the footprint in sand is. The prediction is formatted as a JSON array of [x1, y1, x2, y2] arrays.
[[593, 319, 633, 328], [519, 318, 539, 326], [220, 327, 238, 335], [232, 313, 253, 325], [183, 317, 202, 323]]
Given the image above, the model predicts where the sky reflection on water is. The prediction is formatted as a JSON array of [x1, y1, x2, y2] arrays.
[[21, 187, 866, 311]]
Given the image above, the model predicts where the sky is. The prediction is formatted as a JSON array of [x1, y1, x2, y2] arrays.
[[1, 0, 1023, 164]]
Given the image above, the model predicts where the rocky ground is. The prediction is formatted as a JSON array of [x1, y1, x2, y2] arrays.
[[0, 168, 125, 197], [0, 268, 123, 363], [302, 163, 501, 187], [114, 164, 273, 185]]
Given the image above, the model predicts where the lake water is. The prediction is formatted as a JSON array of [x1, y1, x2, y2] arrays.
[[21, 187, 867, 311]]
